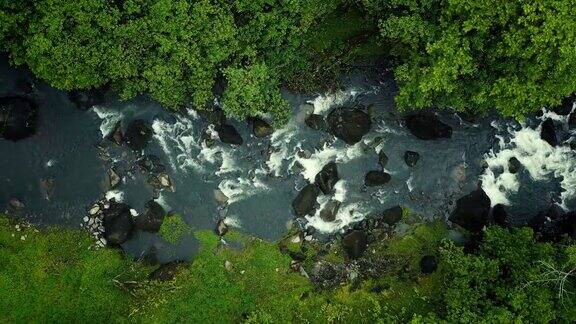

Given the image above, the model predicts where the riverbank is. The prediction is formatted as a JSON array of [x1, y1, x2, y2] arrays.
[[1, 214, 574, 322]]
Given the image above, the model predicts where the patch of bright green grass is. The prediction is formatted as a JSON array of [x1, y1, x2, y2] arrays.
[[158, 214, 192, 245]]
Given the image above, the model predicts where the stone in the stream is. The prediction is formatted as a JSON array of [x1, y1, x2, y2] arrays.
[[508, 157, 521, 174], [214, 189, 229, 205], [251, 117, 273, 138], [405, 112, 452, 140], [215, 219, 228, 236], [552, 94, 575, 115], [89, 204, 100, 216], [108, 168, 121, 189], [106, 121, 124, 145], [449, 189, 491, 232], [420, 255, 438, 274], [342, 230, 368, 259], [124, 119, 153, 151], [148, 261, 187, 281], [0, 96, 38, 141], [40, 177, 55, 201], [569, 113, 576, 130], [292, 184, 320, 217], [320, 200, 341, 222], [364, 171, 391, 187], [135, 200, 165, 233], [305, 114, 326, 131], [215, 124, 243, 145], [315, 162, 339, 194], [378, 150, 388, 169], [68, 86, 110, 111], [102, 201, 135, 245], [137, 154, 165, 174], [540, 118, 557, 147], [381, 205, 403, 226], [326, 108, 371, 145], [492, 204, 509, 227], [404, 151, 420, 167]]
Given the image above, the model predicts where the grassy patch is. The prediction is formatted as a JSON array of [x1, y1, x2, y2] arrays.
[[158, 214, 192, 245]]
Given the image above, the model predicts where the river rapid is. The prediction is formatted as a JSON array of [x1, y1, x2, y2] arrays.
[[1, 58, 575, 262]]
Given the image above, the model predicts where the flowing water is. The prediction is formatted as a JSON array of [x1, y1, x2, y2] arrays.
[[1, 58, 575, 262]]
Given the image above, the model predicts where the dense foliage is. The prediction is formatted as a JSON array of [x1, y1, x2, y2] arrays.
[[366, 0, 576, 117], [0, 215, 574, 322]]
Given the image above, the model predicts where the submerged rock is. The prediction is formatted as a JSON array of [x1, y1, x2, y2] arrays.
[[364, 171, 391, 187], [378, 150, 388, 169], [102, 201, 134, 245], [251, 117, 273, 138], [106, 121, 124, 145], [305, 114, 326, 131], [149, 261, 187, 281], [380, 205, 403, 226], [315, 162, 339, 194], [319, 200, 341, 222], [420, 255, 438, 274], [449, 189, 491, 232], [68, 86, 110, 111], [0, 96, 38, 141], [215, 124, 243, 145], [40, 178, 55, 201], [124, 119, 153, 151], [135, 200, 165, 233], [327, 108, 371, 145], [405, 112, 452, 140], [540, 118, 557, 147], [342, 230, 368, 259], [404, 151, 420, 167], [292, 184, 319, 217]]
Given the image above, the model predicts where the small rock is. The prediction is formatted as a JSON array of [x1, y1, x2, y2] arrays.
[[364, 171, 391, 187], [404, 151, 420, 167], [327, 108, 371, 145], [214, 189, 229, 205], [508, 157, 521, 174], [215, 124, 243, 145], [449, 189, 491, 232], [8, 197, 25, 210], [315, 162, 339, 194], [251, 117, 273, 138], [342, 230, 367, 259], [224, 260, 233, 271], [540, 118, 557, 147], [492, 204, 509, 227], [292, 184, 320, 217], [319, 200, 341, 222], [215, 219, 228, 236], [108, 168, 121, 189], [135, 200, 165, 233], [89, 204, 100, 215], [124, 119, 153, 151], [378, 150, 388, 169]]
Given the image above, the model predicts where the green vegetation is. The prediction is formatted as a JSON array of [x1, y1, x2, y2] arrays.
[[158, 213, 192, 244], [1, 215, 574, 322]]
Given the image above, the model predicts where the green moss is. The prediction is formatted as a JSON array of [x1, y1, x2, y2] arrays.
[[158, 214, 192, 245]]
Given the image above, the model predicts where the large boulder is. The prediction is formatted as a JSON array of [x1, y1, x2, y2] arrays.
[[364, 171, 391, 187], [215, 124, 243, 145], [124, 119, 153, 151], [250, 117, 273, 138], [292, 184, 319, 217], [380, 205, 403, 226], [315, 162, 339, 194], [103, 201, 135, 245], [0, 96, 38, 141], [342, 230, 367, 259], [449, 189, 491, 232], [135, 200, 165, 233], [540, 118, 557, 147], [405, 112, 452, 140], [327, 108, 371, 145], [319, 200, 341, 222]]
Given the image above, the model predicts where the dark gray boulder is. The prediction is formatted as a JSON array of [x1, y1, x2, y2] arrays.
[[251, 117, 273, 138], [449, 189, 491, 232], [404, 151, 420, 167], [320, 200, 341, 222], [508, 157, 521, 174], [540, 118, 557, 147], [135, 200, 165, 233], [315, 162, 339, 194], [342, 230, 367, 259], [103, 201, 135, 245], [0, 96, 38, 141], [365, 171, 391, 187], [124, 119, 153, 151], [381, 205, 403, 226], [292, 184, 319, 217], [305, 114, 326, 131], [405, 112, 452, 140], [327, 108, 371, 144], [215, 124, 243, 145]]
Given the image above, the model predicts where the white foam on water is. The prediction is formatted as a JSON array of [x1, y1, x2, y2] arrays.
[[310, 89, 358, 115], [218, 177, 268, 204], [223, 215, 242, 228], [406, 174, 414, 192], [105, 190, 124, 202], [481, 121, 576, 208], [93, 106, 123, 138], [295, 142, 364, 183], [154, 191, 171, 211], [45, 159, 56, 168]]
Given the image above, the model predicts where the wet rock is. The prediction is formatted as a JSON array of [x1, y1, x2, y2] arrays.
[[292, 184, 319, 217], [124, 119, 153, 151], [364, 171, 391, 187], [149, 261, 187, 281], [327, 108, 371, 145], [508, 157, 521, 174], [89, 204, 100, 216], [315, 162, 339, 194], [420, 255, 438, 274], [149, 173, 175, 192], [108, 168, 121, 189], [552, 94, 575, 115], [40, 178, 55, 201], [305, 114, 326, 131], [492, 204, 509, 227], [405, 112, 452, 140], [102, 201, 134, 245], [378, 150, 388, 169], [106, 121, 124, 145], [404, 151, 420, 167], [569, 113, 576, 130], [449, 189, 491, 232], [215, 219, 228, 236], [342, 230, 367, 259], [137, 155, 165, 174], [381, 205, 403, 226], [215, 124, 243, 145], [214, 189, 229, 205], [68, 86, 109, 110], [540, 118, 557, 147], [135, 200, 165, 233], [0, 96, 38, 141], [320, 200, 341, 222], [250, 117, 273, 138]]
